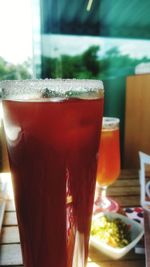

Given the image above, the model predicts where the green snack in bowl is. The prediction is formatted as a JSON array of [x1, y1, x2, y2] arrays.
[[91, 215, 131, 248]]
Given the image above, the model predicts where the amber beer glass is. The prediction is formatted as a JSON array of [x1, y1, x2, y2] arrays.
[[95, 117, 120, 212], [1, 79, 104, 267]]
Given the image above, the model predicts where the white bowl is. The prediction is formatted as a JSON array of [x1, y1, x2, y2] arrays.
[[90, 211, 144, 260]]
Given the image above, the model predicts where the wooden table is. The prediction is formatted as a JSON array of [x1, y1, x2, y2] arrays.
[[0, 170, 146, 266]]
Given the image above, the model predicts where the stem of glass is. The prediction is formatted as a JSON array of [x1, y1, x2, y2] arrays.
[[95, 183, 111, 210]]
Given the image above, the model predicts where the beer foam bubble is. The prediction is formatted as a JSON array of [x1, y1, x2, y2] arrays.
[[102, 117, 120, 130]]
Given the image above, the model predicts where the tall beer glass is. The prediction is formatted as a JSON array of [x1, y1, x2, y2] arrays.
[[0, 79, 104, 267], [95, 117, 120, 212]]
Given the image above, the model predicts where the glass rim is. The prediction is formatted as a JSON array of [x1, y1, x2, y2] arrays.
[[0, 79, 104, 100], [102, 117, 120, 130]]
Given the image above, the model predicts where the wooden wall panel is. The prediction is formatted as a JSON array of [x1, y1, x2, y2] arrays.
[[124, 74, 150, 169]]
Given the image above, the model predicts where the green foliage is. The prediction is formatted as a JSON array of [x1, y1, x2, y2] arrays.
[[41, 45, 150, 80], [42, 45, 101, 79], [0, 57, 32, 80], [99, 48, 150, 79], [82, 46, 100, 76], [1, 46, 150, 81]]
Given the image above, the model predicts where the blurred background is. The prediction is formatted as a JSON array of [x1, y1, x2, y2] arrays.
[[1, 0, 150, 169], [1, 0, 150, 81]]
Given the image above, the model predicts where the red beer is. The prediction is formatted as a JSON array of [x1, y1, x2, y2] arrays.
[[2, 80, 104, 267]]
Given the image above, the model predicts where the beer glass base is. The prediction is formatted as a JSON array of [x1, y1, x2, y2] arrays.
[[93, 198, 119, 214]]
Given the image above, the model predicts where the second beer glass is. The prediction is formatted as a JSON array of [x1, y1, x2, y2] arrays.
[[95, 117, 120, 212]]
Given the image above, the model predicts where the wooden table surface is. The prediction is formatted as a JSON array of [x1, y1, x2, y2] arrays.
[[0, 170, 146, 267]]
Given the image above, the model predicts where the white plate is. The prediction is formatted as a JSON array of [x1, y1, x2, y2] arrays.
[[90, 211, 144, 260]]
